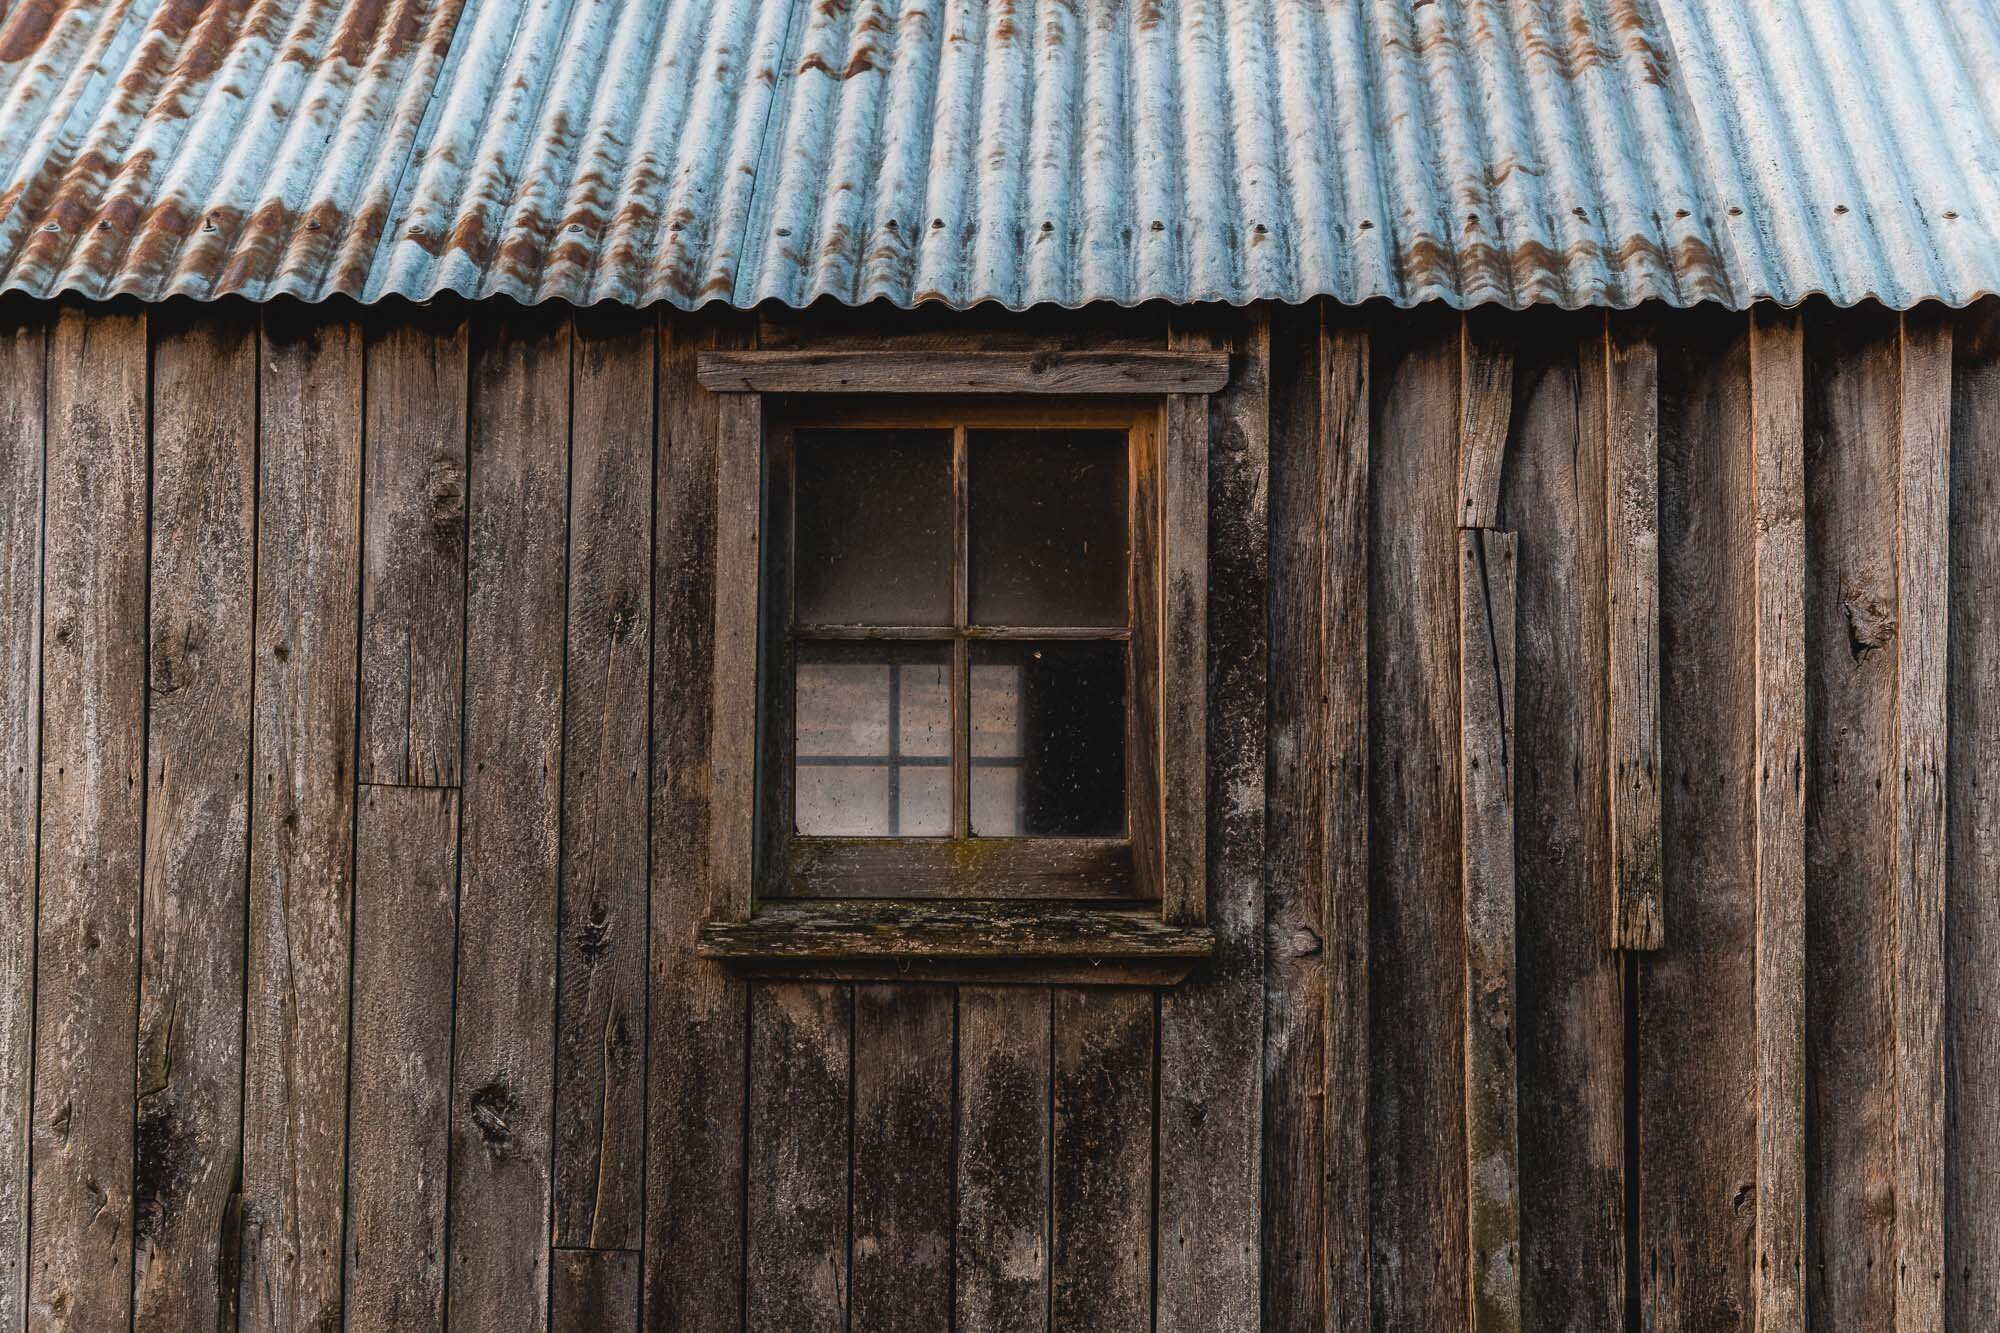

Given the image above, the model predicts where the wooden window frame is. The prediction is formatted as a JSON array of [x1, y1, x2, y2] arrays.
[[694, 350, 1223, 983]]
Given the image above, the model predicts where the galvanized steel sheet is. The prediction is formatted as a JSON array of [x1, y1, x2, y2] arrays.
[[0, 0, 1990, 310]]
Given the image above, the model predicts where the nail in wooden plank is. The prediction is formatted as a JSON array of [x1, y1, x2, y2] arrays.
[[343, 785, 458, 1332], [0, 305, 45, 1332], [28, 306, 147, 1331], [1461, 528, 1520, 1333], [1750, 308, 1807, 1333], [446, 310, 570, 1332], [1894, 309, 1950, 1333], [133, 310, 256, 1332], [242, 305, 363, 1333], [1606, 315, 1664, 951], [1459, 312, 1515, 530], [851, 985, 952, 1333], [956, 987, 1051, 1333], [359, 310, 468, 787]]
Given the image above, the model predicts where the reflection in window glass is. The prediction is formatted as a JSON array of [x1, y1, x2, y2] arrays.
[[796, 429, 953, 625], [970, 641, 1125, 836], [796, 643, 950, 836], [969, 430, 1128, 627]]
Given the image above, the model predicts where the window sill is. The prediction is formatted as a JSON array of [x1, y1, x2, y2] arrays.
[[697, 899, 1214, 985]]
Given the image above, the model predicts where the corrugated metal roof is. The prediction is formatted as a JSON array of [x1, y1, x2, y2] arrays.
[[0, 0, 1991, 311]]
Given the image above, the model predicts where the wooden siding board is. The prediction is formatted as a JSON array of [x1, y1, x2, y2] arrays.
[[644, 309, 753, 1331], [554, 308, 653, 1252], [241, 304, 363, 1333], [0, 305, 44, 1332], [551, 1248, 640, 1332], [27, 306, 147, 1331], [358, 308, 468, 788], [1367, 307, 1469, 1332], [1458, 311, 1514, 531], [955, 986, 1052, 1333], [343, 785, 458, 1333], [132, 310, 257, 1332], [445, 311, 571, 1331], [1947, 297, 2000, 1333], [1051, 988, 1153, 1332], [745, 983, 851, 1333], [1510, 313, 1626, 1332], [1159, 311, 1266, 1330], [850, 985, 953, 1333]]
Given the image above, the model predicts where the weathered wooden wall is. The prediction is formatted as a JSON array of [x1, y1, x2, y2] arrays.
[[0, 292, 1994, 1332]]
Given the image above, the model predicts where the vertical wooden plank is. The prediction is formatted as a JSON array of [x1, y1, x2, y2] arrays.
[[955, 986, 1051, 1333], [554, 310, 653, 1253], [1894, 309, 1950, 1333], [1264, 302, 1370, 1333], [359, 308, 467, 787], [1947, 297, 2000, 1333], [1458, 311, 1514, 531], [1158, 312, 1265, 1330], [551, 1249, 639, 1332], [1607, 314, 1665, 951], [1801, 305, 1902, 1330], [343, 785, 458, 1333], [27, 305, 147, 1331], [1161, 389, 1209, 928], [446, 311, 570, 1331], [745, 983, 850, 1333], [1460, 529, 1519, 1333], [1643, 308, 1761, 1331], [1368, 307, 1468, 1332], [850, 985, 952, 1333], [1510, 311, 1625, 1333], [1750, 307, 1807, 1333], [709, 388, 761, 921], [132, 309, 256, 1331], [645, 309, 752, 1330], [1051, 988, 1153, 1332], [0, 305, 45, 1332], [242, 303, 362, 1333]]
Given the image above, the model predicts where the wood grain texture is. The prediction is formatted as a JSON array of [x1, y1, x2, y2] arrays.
[[1801, 305, 1902, 1331], [1894, 309, 1950, 1333], [1510, 312, 1625, 1333], [1368, 308, 1469, 1332], [696, 348, 1229, 394], [699, 899, 1213, 964], [0, 305, 44, 1332], [955, 987, 1051, 1333], [710, 389, 760, 922], [27, 306, 147, 1332], [850, 985, 952, 1333], [644, 311, 752, 1331], [1460, 528, 1519, 1333], [1751, 307, 1807, 1333], [446, 311, 570, 1332], [551, 1248, 639, 1333], [1052, 988, 1153, 1332], [1606, 313, 1665, 951], [746, 984, 851, 1333], [132, 309, 256, 1332], [359, 307, 467, 787], [344, 785, 458, 1333], [1948, 298, 2000, 1333], [242, 304, 363, 1333], [1458, 311, 1514, 530], [1161, 385, 1210, 928], [554, 309, 652, 1252], [1264, 302, 1372, 1332], [1159, 310, 1266, 1331], [1643, 309, 1761, 1331]]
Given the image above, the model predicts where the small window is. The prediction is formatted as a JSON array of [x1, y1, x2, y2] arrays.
[[695, 351, 1224, 981]]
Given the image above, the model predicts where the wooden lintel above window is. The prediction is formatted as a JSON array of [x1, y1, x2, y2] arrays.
[[695, 349, 1229, 395]]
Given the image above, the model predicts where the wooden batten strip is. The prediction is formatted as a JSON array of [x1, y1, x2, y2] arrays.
[[709, 390, 763, 921], [1749, 308, 1808, 1332], [1460, 528, 1521, 1333], [1895, 310, 1951, 1333], [1458, 313, 1515, 530], [1161, 388, 1209, 927], [696, 348, 1229, 395], [1605, 315, 1665, 950]]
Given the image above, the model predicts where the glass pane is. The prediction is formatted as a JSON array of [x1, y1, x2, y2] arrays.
[[796, 642, 951, 836], [969, 429, 1128, 627], [970, 641, 1125, 836], [796, 429, 952, 625]]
